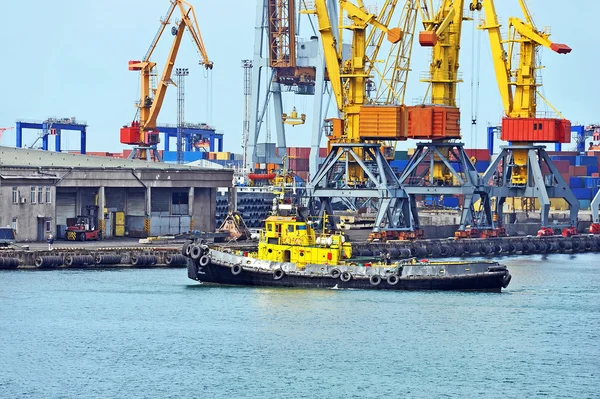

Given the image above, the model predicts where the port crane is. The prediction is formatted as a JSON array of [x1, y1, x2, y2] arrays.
[[246, 0, 318, 172], [394, 1, 498, 238], [120, 0, 212, 161], [304, 0, 422, 234], [473, 0, 579, 231]]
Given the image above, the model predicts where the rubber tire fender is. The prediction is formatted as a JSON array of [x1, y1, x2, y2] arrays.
[[513, 241, 523, 253], [199, 255, 210, 267], [273, 268, 285, 280], [231, 264, 243, 275], [502, 274, 512, 289], [429, 245, 442, 257], [190, 245, 203, 260], [536, 241, 548, 253], [415, 246, 428, 257], [558, 240, 572, 251], [340, 271, 352, 282], [507, 242, 516, 253], [479, 245, 490, 255], [184, 242, 193, 256], [439, 245, 450, 257], [571, 239, 581, 251], [398, 248, 412, 259], [387, 274, 399, 286], [330, 268, 342, 279], [453, 245, 464, 257], [369, 274, 382, 286]]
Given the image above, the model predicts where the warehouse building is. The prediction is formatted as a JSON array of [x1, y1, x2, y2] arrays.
[[0, 147, 233, 241]]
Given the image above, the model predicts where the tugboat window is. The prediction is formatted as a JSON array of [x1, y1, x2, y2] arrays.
[[267, 223, 273, 231], [288, 225, 295, 232]]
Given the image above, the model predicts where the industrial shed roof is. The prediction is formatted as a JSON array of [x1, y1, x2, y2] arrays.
[[0, 146, 227, 171]]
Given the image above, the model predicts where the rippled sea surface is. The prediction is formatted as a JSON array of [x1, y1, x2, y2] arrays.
[[1, 254, 599, 398]]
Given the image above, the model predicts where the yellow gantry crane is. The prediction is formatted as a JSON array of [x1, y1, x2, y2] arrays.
[[305, 0, 422, 236], [474, 0, 579, 230], [120, 0, 212, 160]]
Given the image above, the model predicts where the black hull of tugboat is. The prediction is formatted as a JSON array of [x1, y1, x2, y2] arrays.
[[187, 258, 510, 292]]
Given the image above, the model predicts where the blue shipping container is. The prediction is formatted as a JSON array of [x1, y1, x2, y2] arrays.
[[572, 187, 593, 200], [586, 164, 599, 175], [390, 160, 409, 171], [570, 177, 583, 188], [551, 155, 577, 165], [583, 177, 600, 189], [575, 155, 598, 166], [443, 197, 459, 208], [475, 161, 490, 173]]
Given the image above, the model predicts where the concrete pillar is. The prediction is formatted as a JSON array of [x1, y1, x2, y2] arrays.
[[146, 186, 152, 216], [188, 187, 194, 216], [98, 186, 105, 237], [76, 190, 82, 216]]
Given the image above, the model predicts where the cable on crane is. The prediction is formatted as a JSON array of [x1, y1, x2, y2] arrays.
[[469, 14, 482, 149]]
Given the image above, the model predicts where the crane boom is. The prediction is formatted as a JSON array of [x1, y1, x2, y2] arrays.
[[475, 0, 570, 120]]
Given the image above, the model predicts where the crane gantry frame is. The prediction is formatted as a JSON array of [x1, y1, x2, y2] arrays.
[[120, 0, 212, 161]]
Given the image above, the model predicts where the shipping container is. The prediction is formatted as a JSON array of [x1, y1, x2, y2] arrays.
[[359, 105, 407, 140], [575, 155, 598, 166], [569, 165, 587, 177], [390, 160, 409, 171], [406, 105, 460, 139], [442, 196, 459, 208], [501, 117, 570, 143], [572, 187, 593, 200], [464, 148, 491, 162], [584, 177, 600, 189], [570, 177, 583, 188], [550, 159, 571, 174], [475, 161, 490, 173]]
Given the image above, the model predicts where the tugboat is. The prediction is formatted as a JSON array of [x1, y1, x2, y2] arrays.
[[184, 191, 511, 292]]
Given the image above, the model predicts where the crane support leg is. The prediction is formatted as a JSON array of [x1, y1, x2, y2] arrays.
[[398, 142, 490, 231], [482, 145, 579, 229], [591, 187, 600, 234], [305, 143, 418, 234]]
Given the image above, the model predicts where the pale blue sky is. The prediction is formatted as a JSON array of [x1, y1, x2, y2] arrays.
[[0, 0, 597, 154]]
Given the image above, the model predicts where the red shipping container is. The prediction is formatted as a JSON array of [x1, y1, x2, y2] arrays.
[[464, 149, 491, 162], [569, 165, 587, 176], [319, 148, 328, 158], [501, 118, 570, 143], [552, 160, 570, 174]]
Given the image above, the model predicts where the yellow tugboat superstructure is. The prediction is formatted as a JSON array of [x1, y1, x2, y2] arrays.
[[258, 215, 352, 267]]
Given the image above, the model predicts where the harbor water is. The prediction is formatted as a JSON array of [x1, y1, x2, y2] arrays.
[[1, 254, 599, 398]]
